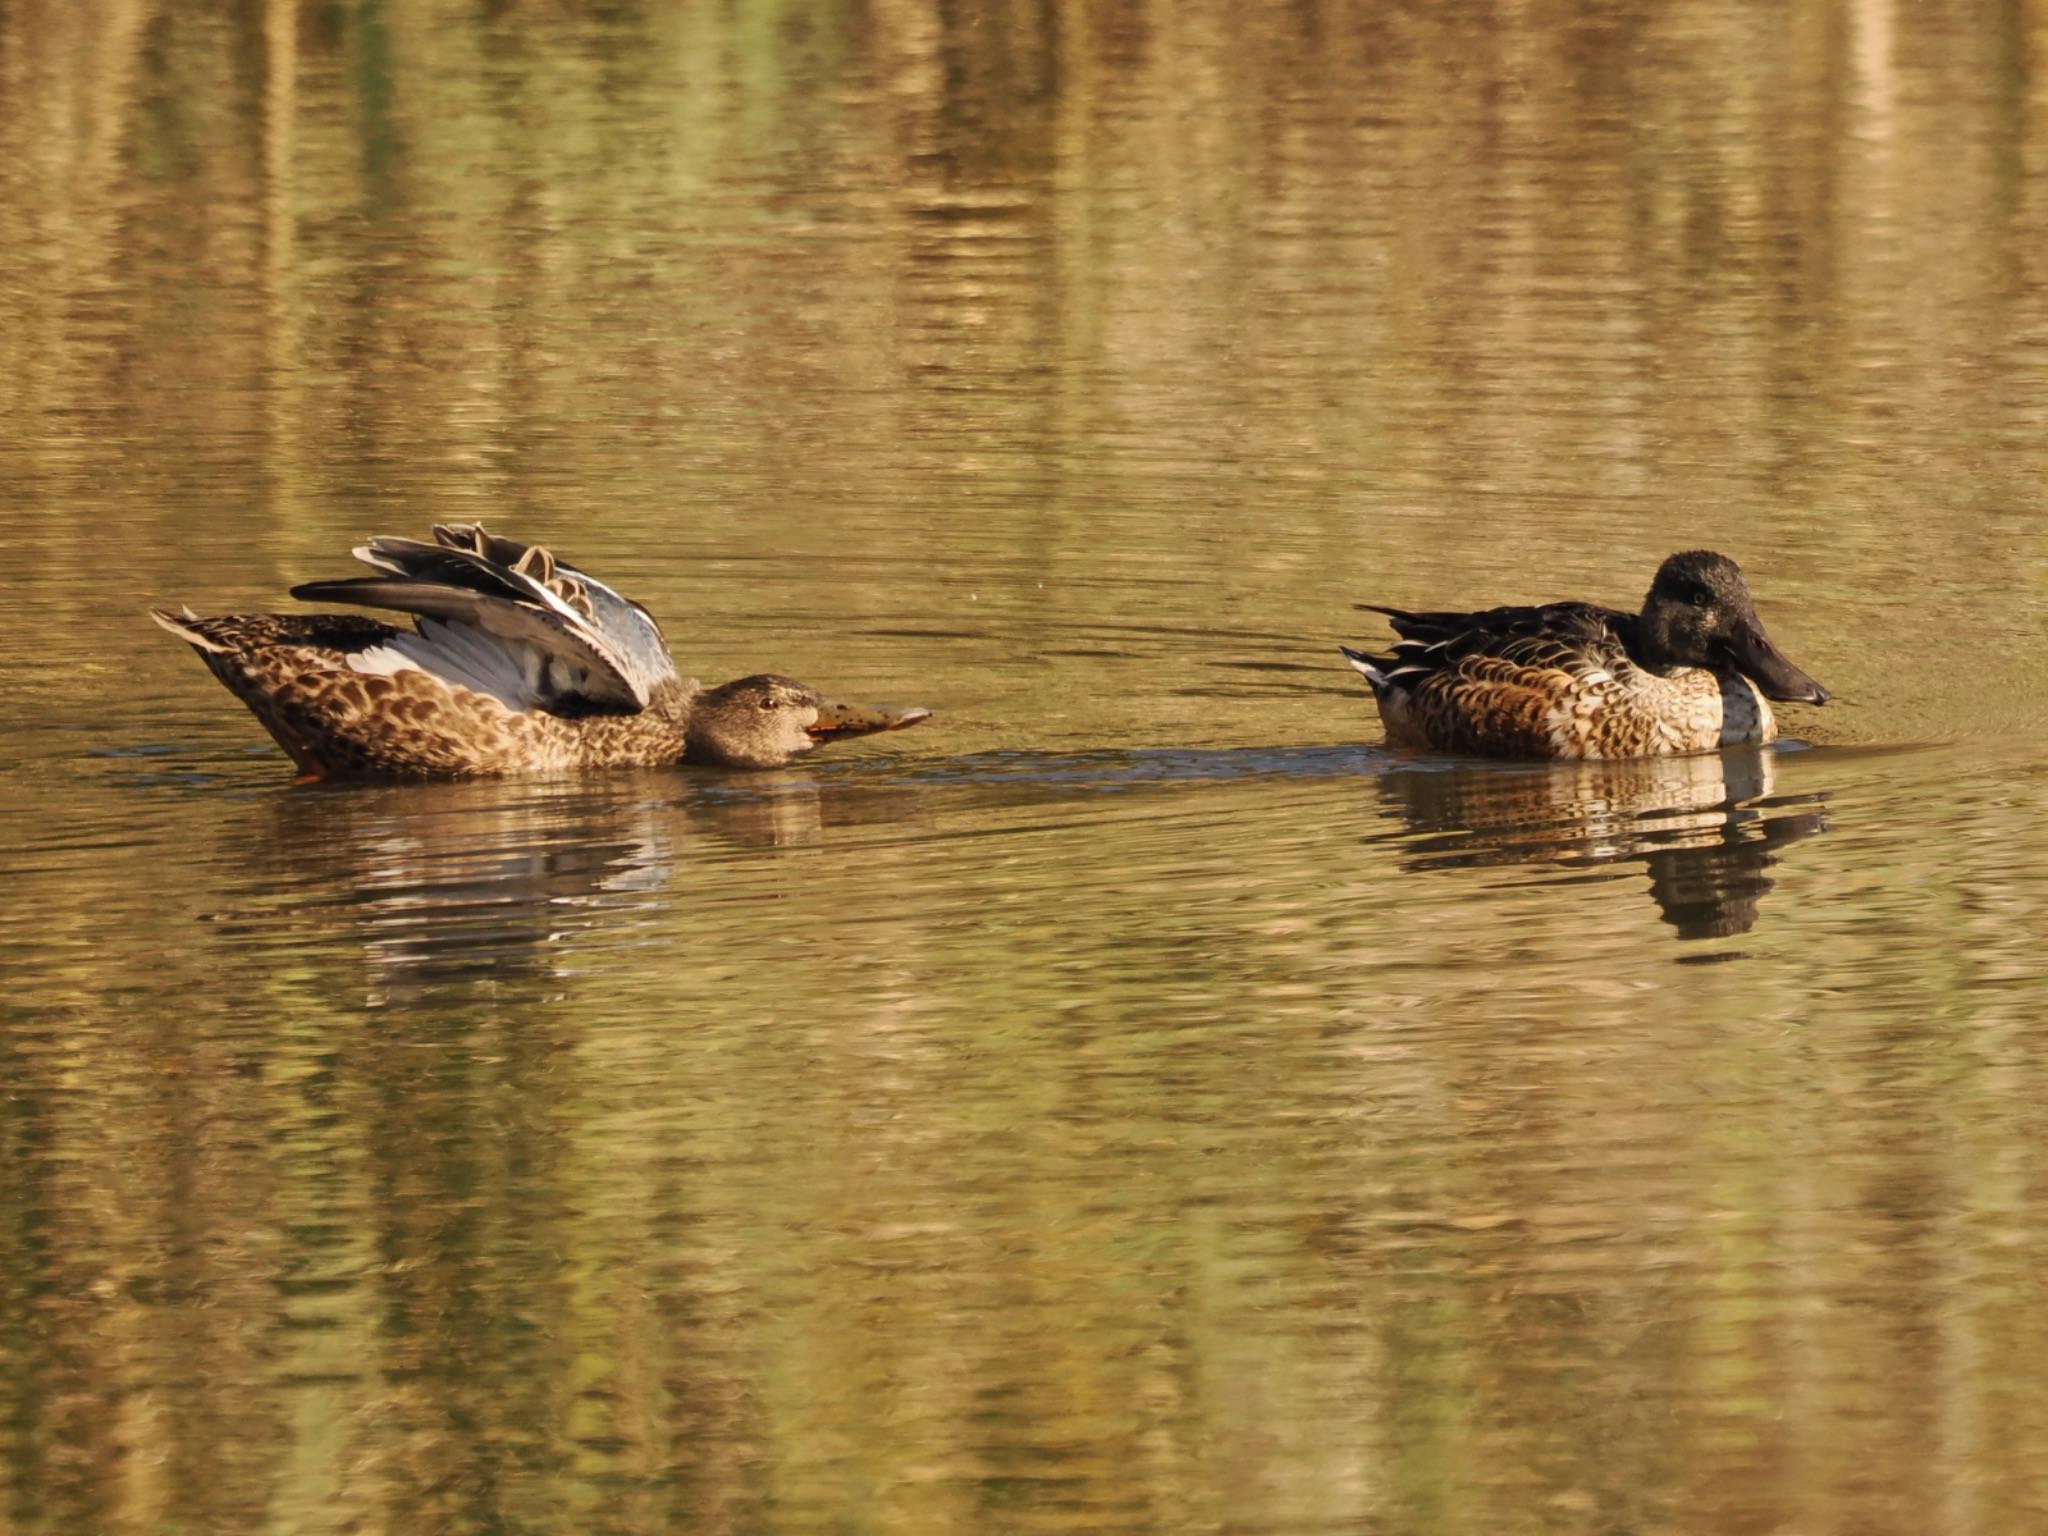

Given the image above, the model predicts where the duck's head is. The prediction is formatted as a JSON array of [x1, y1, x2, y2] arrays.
[[683, 674, 933, 769], [1640, 551, 1830, 705]]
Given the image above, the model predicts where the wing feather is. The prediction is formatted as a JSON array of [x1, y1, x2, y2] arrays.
[[290, 524, 677, 715], [1347, 598, 1642, 755]]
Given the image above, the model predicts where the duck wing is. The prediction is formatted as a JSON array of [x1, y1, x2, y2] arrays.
[[1342, 600, 1649, 757], [1353, 600, 1636, 679], [291, 523, 678, 715]]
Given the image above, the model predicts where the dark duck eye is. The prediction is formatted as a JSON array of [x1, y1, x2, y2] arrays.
[[758, 696, 779, 711]]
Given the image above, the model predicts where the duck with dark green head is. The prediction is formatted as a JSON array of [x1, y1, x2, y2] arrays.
[[154, 523, 931, 780], [1342, 550, 1829, 759]]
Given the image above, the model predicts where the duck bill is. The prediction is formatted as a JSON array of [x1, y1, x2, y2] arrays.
[[806, 699, 934, 743], [1724, 622, 1830, 705]]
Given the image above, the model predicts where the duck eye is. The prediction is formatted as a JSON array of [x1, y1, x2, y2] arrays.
[[1689, 587, 1714, 609], [758, 696, 778, 711]]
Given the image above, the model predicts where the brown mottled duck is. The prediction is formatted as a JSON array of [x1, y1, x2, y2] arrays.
[[154, 523, 931, 779], [1341, 550, 1829, 759]]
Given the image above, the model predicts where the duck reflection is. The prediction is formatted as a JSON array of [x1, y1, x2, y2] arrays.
[[1377, 748, 1826, 939], [218, 773, 911, 1003]]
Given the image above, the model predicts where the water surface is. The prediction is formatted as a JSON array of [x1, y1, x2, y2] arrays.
[[5, 3, 2048, 1533]]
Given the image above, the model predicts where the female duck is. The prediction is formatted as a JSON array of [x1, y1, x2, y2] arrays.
[[155, 523, 931, 779], [1341, 551, 1828, 759]]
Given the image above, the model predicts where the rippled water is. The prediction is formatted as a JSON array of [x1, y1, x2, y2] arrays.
[[6, 2, 2048, 1533]]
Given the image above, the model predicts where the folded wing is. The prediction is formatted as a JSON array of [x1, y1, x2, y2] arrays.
[[1353, 600, 1633, 681]]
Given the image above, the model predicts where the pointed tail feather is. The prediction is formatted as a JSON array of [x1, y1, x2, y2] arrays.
[[151, 606, 229, 652], [1339, 645, 1393, 692]]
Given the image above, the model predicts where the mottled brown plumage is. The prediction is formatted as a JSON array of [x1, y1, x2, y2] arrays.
[[1341, 552, 1828, 760], [154, 525, 930, 779]]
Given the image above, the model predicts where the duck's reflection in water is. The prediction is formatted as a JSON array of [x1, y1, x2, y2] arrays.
[[225, 773, 885, 1003], [1378, 748, 1827, 940]]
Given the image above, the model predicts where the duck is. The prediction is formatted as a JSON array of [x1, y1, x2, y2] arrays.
[[153, 523, 931, 779], [1340, 550, 1828, 759]]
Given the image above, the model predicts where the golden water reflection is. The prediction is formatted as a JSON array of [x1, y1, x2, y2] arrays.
[[1379, 748, 1829, 940], [5, 0, 2048, 1532]]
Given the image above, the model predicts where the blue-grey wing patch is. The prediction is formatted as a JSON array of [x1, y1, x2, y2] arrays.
[[290, 523, 679, 716], [428, 523, 678, 707]]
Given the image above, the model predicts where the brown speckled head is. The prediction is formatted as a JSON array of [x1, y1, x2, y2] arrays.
[[683, 675, 931, 769]]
